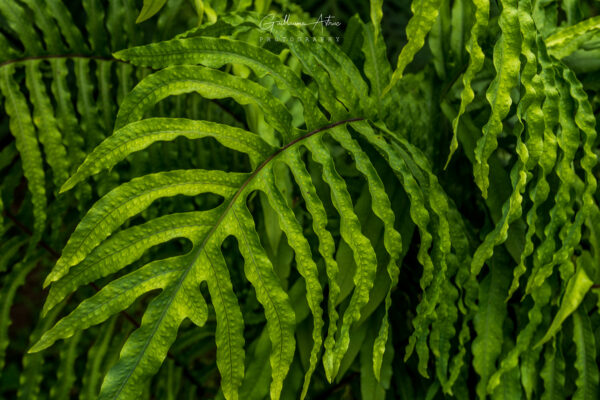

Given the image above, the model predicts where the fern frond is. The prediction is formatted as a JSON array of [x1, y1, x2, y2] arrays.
[[383, 0, 442, 96], [546, 15, 600, 59], [137, 0, 168, 23], [44, 169, 247, 286], [111, 65, 296, 143], [0, 65, 47, 247], [525, 62, 597, 295], [24, 61, 70, 186], [36, 32, 465, 394], [486, 0, 541, 297], [39, 98, 380, 399], [113, 36, 324, 126], [486, 282, 552, 394], [0, 1, 42, 54], [60, 118, 274, 193], [360, 18, 395, 119], [472, 252, 511, 399], [446, 0, 489, 166], [473, 0, 521, 200], [540, 335, 566, 400], [536, 254, 594, 348], [85, 30, 462, 392], [572, 306, 599, 400], [306, 129, 379, 381]]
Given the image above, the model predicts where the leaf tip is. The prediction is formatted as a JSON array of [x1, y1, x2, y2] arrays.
[[112, 50, 127, 61], [43, 272, 57, 289], [59, 179, 75, 194], [28, 341, 45, 354]]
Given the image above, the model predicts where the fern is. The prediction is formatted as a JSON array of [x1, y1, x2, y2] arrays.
[[28, 9, 467, 398]]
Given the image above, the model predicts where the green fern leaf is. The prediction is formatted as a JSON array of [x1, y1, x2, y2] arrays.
[[536, 256, 594, 348], [24, 61, 70, 187], [0, 65, 47, 246], [60, 118, 273, 193], [137, 0, 168, 23], [112, 65, 295, 143], [572, 306, 599, 400], [42, 210, 223, 315], [546, 15, 600, 59], [360, 20, 392, 115], [473, 0, 521, 199], [113, 36, 323, 126], [328, 127, 402, 380], [306, 131, 378, 382], [383, 0, 442, 96], [506, 0, 546, 299], [540, 336, 566, 400], [0, 1, 43, 53], [446, 0, 488, 166], [472, 254, 511, 399], [44, 169, 247, 286]]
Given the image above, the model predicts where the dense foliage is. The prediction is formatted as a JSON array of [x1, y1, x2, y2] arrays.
[[1, 0, 599, 399]]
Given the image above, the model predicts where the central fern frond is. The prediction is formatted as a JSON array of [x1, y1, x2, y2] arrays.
[[33, 13, 469, 400]]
